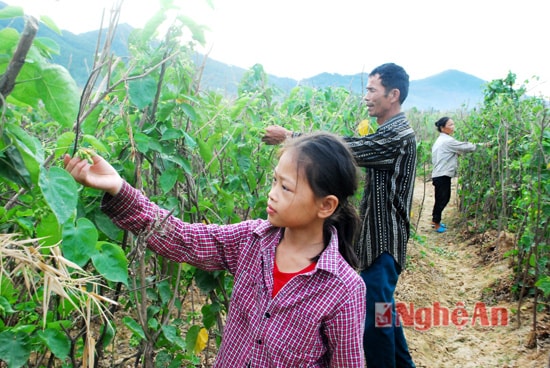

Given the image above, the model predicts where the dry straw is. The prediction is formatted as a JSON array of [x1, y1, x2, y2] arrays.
[[0, 233, 118, 367]]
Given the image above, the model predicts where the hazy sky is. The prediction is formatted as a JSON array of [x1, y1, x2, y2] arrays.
[[7, 0, 550, 96]]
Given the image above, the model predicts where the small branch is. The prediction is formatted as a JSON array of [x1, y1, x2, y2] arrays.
[[0, 16, 38, 107]]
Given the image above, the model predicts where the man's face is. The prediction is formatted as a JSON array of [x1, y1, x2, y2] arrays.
[[363, 74, 394, 119]]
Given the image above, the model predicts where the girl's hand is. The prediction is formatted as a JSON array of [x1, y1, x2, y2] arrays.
[[63, 152, 123, 196], [261, 125, 293, 145]]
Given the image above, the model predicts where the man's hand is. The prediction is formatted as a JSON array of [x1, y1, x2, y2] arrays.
[[262, 125, 293, 145]]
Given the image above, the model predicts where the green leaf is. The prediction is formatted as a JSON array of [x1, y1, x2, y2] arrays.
[[0, 5, 24, 19], [34, 36, 61, 56], [159, 168, 178, 194], [128, 76, 158, 109], [61, 217, 98, 267], [100, 323, 116, 348], [134, 132, 151, 153], [139, 11, 166, 43], [39, 166, 78, 225], [197, 138, 218, 174], [7, 123, 43, 184], [122, 316, 146, 340], [157, 279, 172, 304], [8, 60, 41, 106], [161, 128, 185, 141], [185, 325, 202, 355], [161, 324, 178, 343], [535, 276, 550, 298], [0, 30, 19, 60], [177, 15, 206, 45], [37, 64, 79, 129], [183, 131, 197, 149], [180, 102, 197, 121], [194, 269, 219, 292], [55, 131, 76, 158], [0, 142, 32, 188], [36, 212, 61, 248], [37, 328, 70, 359], [82, 134, 109, 154], [0, 296, 16, 314], [0, 330, 31, 368], [93, 210, 123, 241], [39, 15, 62, 35], [91, 241, 128, 285], [162, 154, 192, 175], [201, 303, 221, 329]]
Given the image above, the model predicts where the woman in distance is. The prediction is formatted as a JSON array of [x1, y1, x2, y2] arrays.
[[431, 116, 489, 233]]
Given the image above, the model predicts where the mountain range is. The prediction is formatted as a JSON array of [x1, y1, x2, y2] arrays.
[[1, 2, 487, 111], [198, 56, 487, 111]]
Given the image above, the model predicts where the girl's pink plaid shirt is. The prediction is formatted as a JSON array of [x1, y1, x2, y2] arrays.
[[102, 181, 366, 367]]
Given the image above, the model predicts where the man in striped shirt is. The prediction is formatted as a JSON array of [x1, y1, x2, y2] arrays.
[[263, 63, 417, 367]]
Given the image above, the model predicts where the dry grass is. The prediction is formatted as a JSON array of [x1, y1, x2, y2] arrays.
[[0, 233, 117, 368]]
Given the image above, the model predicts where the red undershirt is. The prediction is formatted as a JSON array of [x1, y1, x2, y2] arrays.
[[272, 261, 317, 298]]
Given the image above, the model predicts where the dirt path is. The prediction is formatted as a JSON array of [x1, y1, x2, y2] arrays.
[[396, 178, 549, 367]]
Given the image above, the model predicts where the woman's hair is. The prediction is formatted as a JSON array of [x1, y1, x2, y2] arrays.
[[279, 132, 360, 269], [369, 63, 410, 104], [435, 116, 451, 132]]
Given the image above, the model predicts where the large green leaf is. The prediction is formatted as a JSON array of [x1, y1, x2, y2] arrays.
[[128, 76, 158, 109], [39, 166, 78, 225], [0, 142, 31, 188], [36, 212, 61, 248], [37, 328, 70, 359], [7, 61, 41, 107], [0, 28, 19, 51], [6, 124, 43, 184], [36, 64, 79, 129], [61, 217, 98, 267], [93, 210, 123, 241], [91, 241, 128, 285], [0, 331, 31, 368]]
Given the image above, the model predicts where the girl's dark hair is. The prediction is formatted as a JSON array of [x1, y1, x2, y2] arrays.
[[435, 116, 450, 132], [279, 132, 360, 269]]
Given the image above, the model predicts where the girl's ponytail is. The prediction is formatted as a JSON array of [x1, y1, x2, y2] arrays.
[[326, 200, 360, 269]]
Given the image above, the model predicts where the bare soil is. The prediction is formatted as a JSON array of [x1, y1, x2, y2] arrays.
[[398, 177, 549, 367]]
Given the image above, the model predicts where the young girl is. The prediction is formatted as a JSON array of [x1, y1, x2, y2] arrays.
[[431, 117, 489, 232], [64, 132, 366, 367]]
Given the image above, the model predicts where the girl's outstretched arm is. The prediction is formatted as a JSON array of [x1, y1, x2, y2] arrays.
[[63, 153, 123, 196]]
